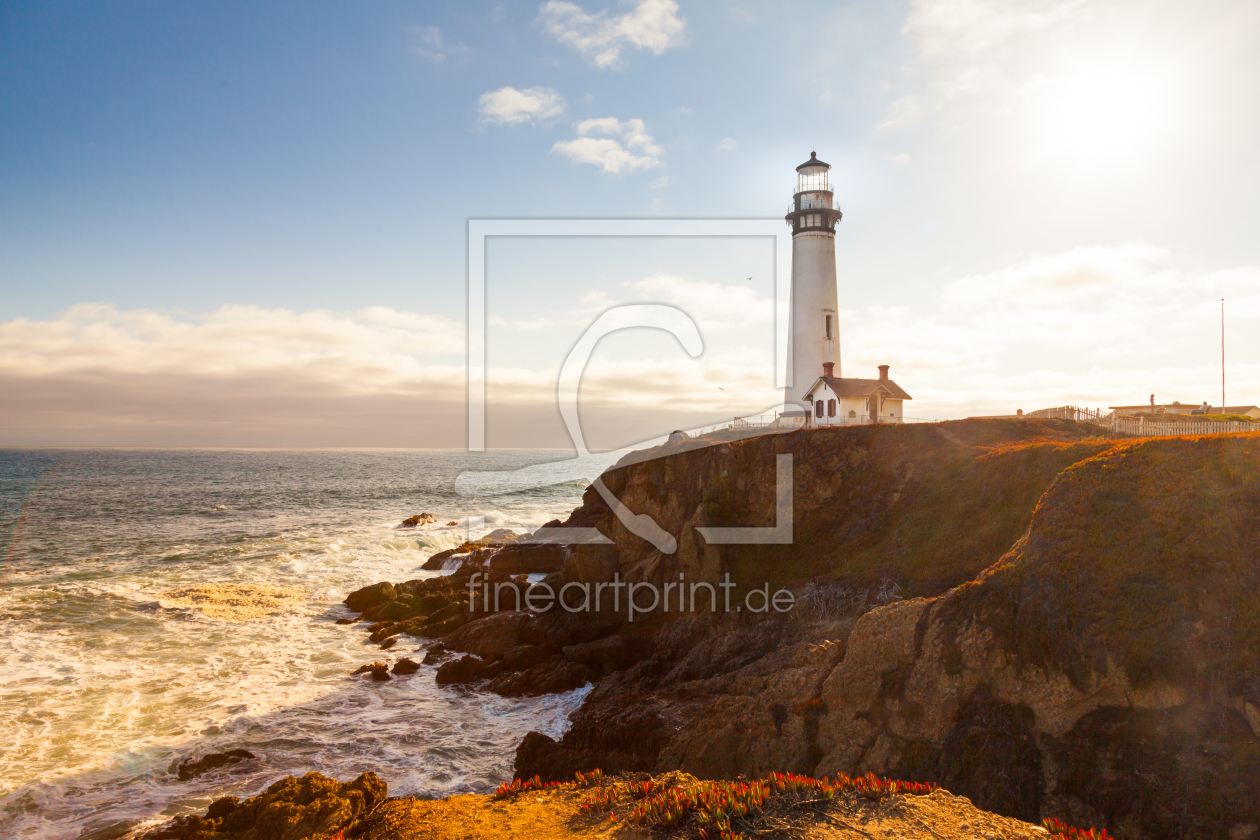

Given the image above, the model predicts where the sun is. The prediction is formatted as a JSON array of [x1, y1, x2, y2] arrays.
[[1044, 65, 1165, 163]]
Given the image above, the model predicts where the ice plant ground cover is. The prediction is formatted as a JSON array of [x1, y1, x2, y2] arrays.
[[1042, 817, 1114, 840], [492, 769, 942, 838]]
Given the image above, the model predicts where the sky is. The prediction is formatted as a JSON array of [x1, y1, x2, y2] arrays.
[[2, 0, 1259, 449]]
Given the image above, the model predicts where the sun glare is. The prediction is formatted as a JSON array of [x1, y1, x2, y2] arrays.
[[1045, 66, 1164, 163]]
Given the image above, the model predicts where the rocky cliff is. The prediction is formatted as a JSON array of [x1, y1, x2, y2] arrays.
[[344, 419, 1260, 839]]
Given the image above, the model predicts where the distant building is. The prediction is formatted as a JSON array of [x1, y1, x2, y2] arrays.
[[802, 363, 912, 426], [1109, 402, 1260, 419]]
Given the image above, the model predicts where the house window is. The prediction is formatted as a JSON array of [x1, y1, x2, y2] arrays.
[[848, 410, 856, 418], [828, 399, 836, 417], [825, 314, 832, 340], [815, 400, 824, 418]]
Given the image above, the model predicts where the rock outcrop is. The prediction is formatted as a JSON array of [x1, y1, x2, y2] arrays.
[[398, 513, 436, 528], [507, 423, 1260, 839], [142, 771, 386, 840]]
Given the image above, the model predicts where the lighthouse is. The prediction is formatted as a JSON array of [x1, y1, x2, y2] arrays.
[[784, 152, 842, 408]]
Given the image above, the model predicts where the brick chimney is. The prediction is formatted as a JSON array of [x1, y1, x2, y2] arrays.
[[822, 362, 834, 377], [878, 364, 889, 381]]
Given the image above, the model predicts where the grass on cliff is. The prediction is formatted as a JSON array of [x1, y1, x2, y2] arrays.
[[722, 419, 1117, 599], [937, 432, 1260, 691]]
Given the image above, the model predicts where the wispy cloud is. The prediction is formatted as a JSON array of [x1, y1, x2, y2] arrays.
[[538, 0, 687, 69], [715, 137, 738, 153], [478, 86, 567, 126], [410, 26, 468, 62], [879, 0, 1091, 133], [626, 273, 771, 332], [551, 117, 663, 173]]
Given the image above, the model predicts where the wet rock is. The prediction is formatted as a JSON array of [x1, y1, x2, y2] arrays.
[[334, 617, 355, 625], [417, 613, 467, 638], [422, 645, 450, 665], [503, 643, 551, 671], [344, 582, 395, 613], [392, 657, 421, 675], [175, 749, 257, 782], [378, 637, 397, 650], [442, 611, 537, 659], [398, 513, 436, 528], [375, 599, 418, 622], [352, 662, 391, 681], [486, 656, 596, 697], [420, 547, 465, 571], [562, 635, 630, 671], [141, 771, 385, 840], [479, 659, 506, 680], [425, 600, 467, 625], [435, 654, 484, 685], [487, 543, 566, 575], [446, 520, 458, 526]]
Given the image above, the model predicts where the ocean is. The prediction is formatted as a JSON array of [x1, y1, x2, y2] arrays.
[[0, 448, 616, 839]]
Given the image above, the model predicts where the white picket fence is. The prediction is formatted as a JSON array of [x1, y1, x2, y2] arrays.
[[1099, 416, 1260, 438]]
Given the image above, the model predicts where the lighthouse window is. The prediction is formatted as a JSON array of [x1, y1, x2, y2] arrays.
[[825, 314, 832, 339], [827, 399, 836, 417], [815, 401, 824, 418]]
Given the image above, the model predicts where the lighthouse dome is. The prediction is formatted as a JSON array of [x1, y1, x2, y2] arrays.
[[795, 151, 831, 171]]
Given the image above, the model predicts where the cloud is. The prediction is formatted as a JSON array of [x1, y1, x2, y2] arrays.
[[625, 273, 772, 332], [8, 246, 1254, 447], [903, 0, 1085, 99], [715, 137, 738, 153], [646, 175, 670, 189], [877, 95, 923, 131], [538, 0, 687, 69], [478, 86, 567, 126], [551, 117, 663, 173], [0, 304, 471, 447], [836, 243, 1260, 417], [410, 26, 467, 62], [489, 315, 555, 331]]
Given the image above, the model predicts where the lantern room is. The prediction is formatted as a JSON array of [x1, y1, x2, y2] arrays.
[[785, 152, 842, 235]]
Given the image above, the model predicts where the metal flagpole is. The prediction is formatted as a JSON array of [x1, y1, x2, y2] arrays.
[[1221, 298, 1226, 411]]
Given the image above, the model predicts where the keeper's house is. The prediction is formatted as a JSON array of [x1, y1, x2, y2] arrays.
[[801, 363, 912, 426]]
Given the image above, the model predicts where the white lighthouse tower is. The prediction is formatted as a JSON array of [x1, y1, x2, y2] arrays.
[[784, 151, 842, 408]]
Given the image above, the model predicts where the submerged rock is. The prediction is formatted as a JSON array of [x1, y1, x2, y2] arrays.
[[352, 662, 391, 681], [175, 749, 257, 781]]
